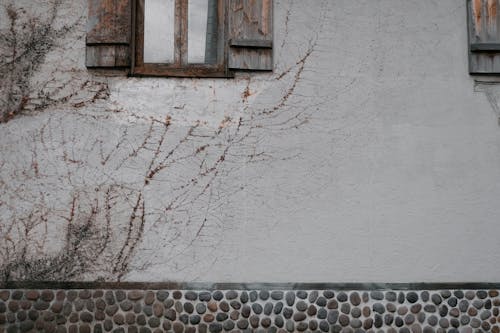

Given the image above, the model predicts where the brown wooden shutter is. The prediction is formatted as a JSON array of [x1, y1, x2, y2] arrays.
[[227, 0, 273, 71], [468, 0, 500, 74], [86, 0, 131, 68]]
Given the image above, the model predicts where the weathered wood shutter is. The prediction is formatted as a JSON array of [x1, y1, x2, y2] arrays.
[[86, 0, 131, 68], [228, 0, 273, 71], [468, 0, 500, 74]]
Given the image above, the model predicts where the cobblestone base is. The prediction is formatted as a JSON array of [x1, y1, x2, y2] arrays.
[[1, 284, 500, 333]]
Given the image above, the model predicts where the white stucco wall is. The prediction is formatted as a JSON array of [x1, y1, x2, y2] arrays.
[[1, 0, 500, 283]]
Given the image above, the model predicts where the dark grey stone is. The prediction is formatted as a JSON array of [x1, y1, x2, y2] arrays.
[[259, 290, 269, 300], [458, 299, 468, 312], [438, 318, 449, 328], [148, 317, 161, 328], [385, 291, 396, 302], [319, 320, 329, 332], [237, 319, 249, 329], [223, 320, 234, 331], [337, 292, 347, 302], [404, 314, 415, 325], [477, 290, 488, 299], [215, 313, 228, 322], [440, 290, 451, 299], [438, 305, 448, 317], [340, 303, 350, 314], [371, 291, 384, 300], [249, 291, 258, 302], [419, 291, 429, 302], [351, 318, 362, 329], [453, 290, 464, 299], [286, 320, 295, 332], [372, 303, 385, 314], [156, 291, 169, 301], [241, 305, 251, 318], [472, 299, 484, 309], [406, 292, 418, 303], [398, 292, 405, 304], [327, 310, 339, 324], [252, 303, 262, 314], [323, 290, 335, 299], [480, 309, 492, 320], [384, 314, 394, 325], [283, 307, 293, 319], [264, 302, 273, 315], [296, 301, 307, 311], [143, 305, 153, 316], [271, 291, 284, 300], [351, 307, 361, 318], [293, 312, 306, 321], [274, 301, 283, 314], [296, 291, 307, 299], [309, 291, 319, 303], [316, 307, 326, 319], [164, 298, 174, 309], [184, 291, 197, 301], [316, 296, 327, 307], [208, 323, 222, 333], [275, 315, 284, 328], [285, 291, 295, 306], [196, 303, 206, 314], [239, 291, 248, 303], [394, 316, 403, 327], [470, 318, 481, 328], [427, 315, 438, 326], [431, 294, 442, 305], [165, 309, 176, 321], [212, 291, 223, 301], [225, 291, 238, 300]]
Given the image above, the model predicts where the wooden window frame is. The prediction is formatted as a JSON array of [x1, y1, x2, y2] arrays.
[[131, 0, 233, 78]]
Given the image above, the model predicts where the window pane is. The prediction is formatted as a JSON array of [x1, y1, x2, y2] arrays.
[[188, 0, 218, 64], [144, 0, 175, 63]]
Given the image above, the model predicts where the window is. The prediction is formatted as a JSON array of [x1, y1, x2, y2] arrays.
[[86, 0, 273, 78], [467, 0, 500, 74]]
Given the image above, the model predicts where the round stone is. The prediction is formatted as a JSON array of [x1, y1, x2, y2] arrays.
[[165, 309, 176, 321], [449, 308, 459, 317], [473, 299, 484, 309], [363, 306, 371, 317], [285, 292, 295, 306], [239, 291, 248, 303], [241, 305, 251, 318], [417, 291, 428, 303], [203, 314, 214, 322], [184, 291, 197, 301], [208, 323, 222, 333], [249, 315, 260, 328], [324, 290, 335, 299], [316, 296, 327, 306], [230, 310, 239, 320], [309, 291, 319, 303], [406, 292, 418, 303], [198, 292, 210, 302], [223, 320, 234, 331], [275, 315, 284, 327], [237, 319, 249, 329], [438, 318, 449, 328], [411, 304, 422, 313], [394, 316, 403, 327], [458, 300, 468, 312], [439, 305, 448, 317], [212, 291, 223, 301], [252, 303, 263, 314], [296, 301, 307, 312], [319, 320, 329, 332], [398, 292, 405, 304], [172, 322, 184, 333], [327, 310, 339, 324], [337, 292, 348, 302], [283, 307, 293, 319], [340, 303, 350, 314], [293, 312, 306, 321], [477, 290, 488, 299], [386, 303, 396, 312], [274, 301, 283, 314], [465, 291, 475, 300], [264, 302, 273, 315], [373, 303, 385, 314], [370, 291, 384, 300], [126, 313, 136, 324], [259, 290, 270, 300], [249, 291, 257, 302], [226, 290, 238, 300], [80, 312, 93, 323], [481, 309, 492, 320], [327, 299, 338, 309], [207, 301, 217, 312], [350, 292, 361, 306], [351, 307, 361, 318], [215, 313, 227, 322], [385, 292, 397, 302], [470, 318, 481, 328], [468, 307, 477, 316], [148, 317, 160, 328], [183, 302, 194, 314], [271, 291, 284, 300], [405, 314, 415, 325], [286, 320, 295, 332], [384, 314, 394, 325], [318, 307, 327, 319], [363, 318, 374, 329], [427, 315, 438, 326], [339, 314, 350, 327]]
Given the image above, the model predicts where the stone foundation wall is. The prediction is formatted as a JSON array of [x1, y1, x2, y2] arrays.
[[1, 283, 499, 333]]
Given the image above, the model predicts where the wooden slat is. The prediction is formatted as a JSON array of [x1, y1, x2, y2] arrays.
[[86, 45, 130, 67], [228, 0, 273, 71], [87, 0, 131, 44], [468, 0, 500, 73]]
